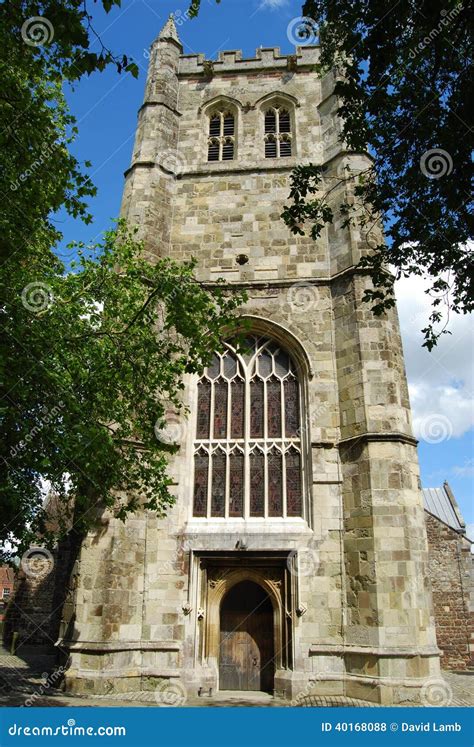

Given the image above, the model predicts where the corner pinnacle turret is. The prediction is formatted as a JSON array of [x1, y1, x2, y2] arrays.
[[157, 14, 182, 48]]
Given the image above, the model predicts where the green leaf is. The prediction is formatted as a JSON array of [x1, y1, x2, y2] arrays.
[[125, 62, 139, 79]]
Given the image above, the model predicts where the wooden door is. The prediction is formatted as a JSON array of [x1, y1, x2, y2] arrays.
[[219, 581, 274, 692]]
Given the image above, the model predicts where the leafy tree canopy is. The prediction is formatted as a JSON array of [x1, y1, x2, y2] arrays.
[[0, 0, 138, 265], [1, 224, 243, 560], [0, 2, 242, 560], [284, 0, 473, 348]]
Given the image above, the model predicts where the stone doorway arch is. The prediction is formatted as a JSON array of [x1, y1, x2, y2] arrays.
[[204, 566, 285, 694]]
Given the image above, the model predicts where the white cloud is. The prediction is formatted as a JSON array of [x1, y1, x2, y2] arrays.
[[452, 461, 474, 478], [395, 274, 474, 441], [259, 0, 288, 8]]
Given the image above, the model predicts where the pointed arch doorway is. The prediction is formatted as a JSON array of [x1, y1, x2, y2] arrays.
[[219, 580, 274, 693]]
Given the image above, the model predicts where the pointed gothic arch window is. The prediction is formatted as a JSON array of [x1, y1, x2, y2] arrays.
[[264, 105, 292, 158], [192, 336, 304, 519], [207, 110, 235, 161]]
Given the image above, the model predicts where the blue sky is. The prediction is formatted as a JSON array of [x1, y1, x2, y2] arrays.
[[57, 0, 473, 529]]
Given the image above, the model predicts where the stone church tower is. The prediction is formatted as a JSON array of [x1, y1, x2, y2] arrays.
[[62, 17, 440, 704]]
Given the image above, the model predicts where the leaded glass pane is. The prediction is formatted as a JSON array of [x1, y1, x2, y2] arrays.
[[213, 380, 228, 439], [230, 378, 244, 439], [193, 453, 208, 516], [258, 350, 273, 378], [274, 350, 290, 378], [229, 452, 244, 517], [268, 449, 283, 517], [286, 449, 302, 516], [211, 451, 226, 516], [250, 451, 265, 516], [223, 353, 237, 379], [207, 353, 220, 379], [284, 377, 299, 436], [196, 380, 211, 438], [250, 379, 264, 438], [267, 377, 282, 438], [241, 336, 256, 364]]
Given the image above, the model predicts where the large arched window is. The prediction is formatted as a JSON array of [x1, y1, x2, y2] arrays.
[[192, 336, 303, 519]]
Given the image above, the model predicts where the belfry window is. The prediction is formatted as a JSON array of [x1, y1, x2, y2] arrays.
[[207, 111, 235, 161], [192, 336, 303, 519], [264, 106, 292, 158]]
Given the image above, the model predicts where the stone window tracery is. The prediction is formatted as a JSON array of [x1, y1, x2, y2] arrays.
[[192, 336, 303, 519], [264, 106, 292, 158], [207, 110, 235, 161]]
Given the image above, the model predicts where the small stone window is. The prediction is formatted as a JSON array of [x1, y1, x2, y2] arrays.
[[264, 107, 292, 158], [207, 111, 235, 162]]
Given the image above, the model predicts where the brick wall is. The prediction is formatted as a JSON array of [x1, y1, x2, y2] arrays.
[[0, 566, 15, 624], [2, 534, 80, 654], [4, 557, 57, 650], [469, 548, 474, 666], [425, 512, 472, 669]]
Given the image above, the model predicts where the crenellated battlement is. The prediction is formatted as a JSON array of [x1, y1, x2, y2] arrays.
[[178, 45, 319, 76]]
